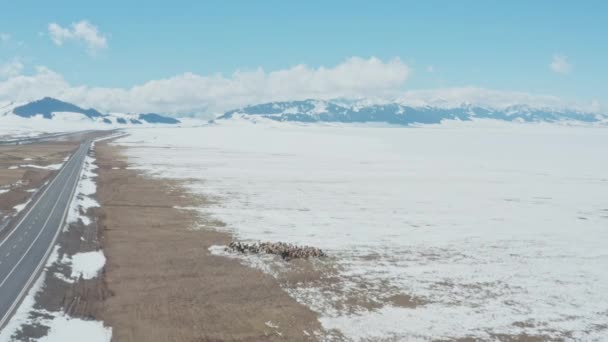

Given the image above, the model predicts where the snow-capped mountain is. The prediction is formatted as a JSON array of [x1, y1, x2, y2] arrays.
[[1, 97, 180, 125], [220, 99, 607, 125]]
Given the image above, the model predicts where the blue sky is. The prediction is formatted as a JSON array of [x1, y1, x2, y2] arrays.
[[1, 0, 606, 114]]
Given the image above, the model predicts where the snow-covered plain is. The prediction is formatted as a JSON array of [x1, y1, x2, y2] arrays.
[[118, 120, 608, 341]]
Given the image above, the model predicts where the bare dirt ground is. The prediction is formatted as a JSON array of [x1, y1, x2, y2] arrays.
[[94, 142, 327, 341], [0, 142, 77, 220]]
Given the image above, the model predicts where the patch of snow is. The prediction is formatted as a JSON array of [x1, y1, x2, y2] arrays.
[[66, 154, 99, 228], [19, 163, 63, 170], [13, 198, 31, 213], [54, 272, 75, 284], [0, 189, 9, 194], [283, 106, 299, 114], [69, 251, 106, 280], [50, 111, 92, 122], [265, 321, 279, 329], [208, 245, 229, 256], [311, 100, 327, 114], [38, 315, 112, 342], [8, 165, 18, 170]]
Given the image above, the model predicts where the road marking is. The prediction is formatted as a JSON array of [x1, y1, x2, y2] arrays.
[[0, 147, 78, 249], [0, 141, 89, 330], [0, 150, 80, 289]]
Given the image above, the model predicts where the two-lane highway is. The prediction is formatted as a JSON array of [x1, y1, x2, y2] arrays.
[[0, 140, 91, 329]]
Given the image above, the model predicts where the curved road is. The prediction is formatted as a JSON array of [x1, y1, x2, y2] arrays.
[[0, 140, 91, 329]]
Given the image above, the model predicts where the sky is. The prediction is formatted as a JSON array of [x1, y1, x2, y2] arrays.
[[1, 0, 606, 116]]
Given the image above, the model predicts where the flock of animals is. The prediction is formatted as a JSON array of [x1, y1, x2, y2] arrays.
[[227, 241, 326, 260]]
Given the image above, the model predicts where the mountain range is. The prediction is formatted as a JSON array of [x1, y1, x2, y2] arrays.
[[220, 99, 607, 125], [1, 97, 180, 125], [2, 97, 606, 128]]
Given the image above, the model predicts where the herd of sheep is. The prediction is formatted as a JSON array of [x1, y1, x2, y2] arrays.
[[227, 241, 326, 260]]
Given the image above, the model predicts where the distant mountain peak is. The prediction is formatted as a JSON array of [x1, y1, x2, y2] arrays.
[[13, 97, 103, 119], [138, 113, 181, 124], [7, 97, 181, 125], [220, 99, 606, 125]]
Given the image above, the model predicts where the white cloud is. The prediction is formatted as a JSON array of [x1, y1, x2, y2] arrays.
[[0, 57, 410, 115], [0, 33, 10, 42], [0, 59, 24, 78], [48, 21, 107, 53], [0, 66, 68, 100], [426, 65, 435, 73], [550, 54, 571, 74], [0, 57, 602, 117]]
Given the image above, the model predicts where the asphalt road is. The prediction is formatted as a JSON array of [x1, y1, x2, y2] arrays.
[[0, 140, 91, 329]]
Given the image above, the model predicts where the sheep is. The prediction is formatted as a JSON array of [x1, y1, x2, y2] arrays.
[[227, 241, 326, 260]]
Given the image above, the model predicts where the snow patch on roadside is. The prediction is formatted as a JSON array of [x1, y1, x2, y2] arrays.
[[69, 251, 106, 280], [0, 246, 112, 342], [19, 163, 63, 171], [65, 154, 99, 228], [13, 198, 31, 213], [38, 315, 112, 342]]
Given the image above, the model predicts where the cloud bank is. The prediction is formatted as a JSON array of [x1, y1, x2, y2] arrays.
[[0, 57, 602, 117], [0, 59, 24, 78], [48, 21, 108, 53], [0, 57, 410, 115]]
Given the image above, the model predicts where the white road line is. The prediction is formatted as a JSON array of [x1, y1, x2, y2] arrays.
[[0, 142, 89, 330], [0, 148, 78, 249], [0, 151, 80, 289]]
